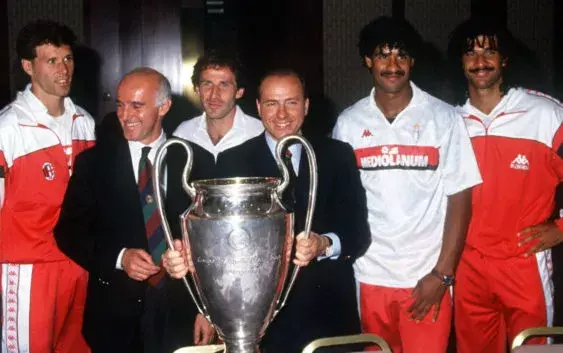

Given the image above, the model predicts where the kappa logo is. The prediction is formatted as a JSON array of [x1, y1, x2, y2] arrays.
[[510, 154, 529, 170], [42, 162, 56, 181], [361, 129, 373, 138]]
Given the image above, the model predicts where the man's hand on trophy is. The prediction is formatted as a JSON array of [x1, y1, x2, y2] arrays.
[[293, 231, 328, 267], [193, 313, 216, 345], [162, 239, 194, 278], [121, 249, 161, 281]]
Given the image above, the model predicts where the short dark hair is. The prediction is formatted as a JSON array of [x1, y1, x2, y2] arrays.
[[191, 49, 245, 89], [257, 69, 307, 100], [16, 20, 77, 61], [358, 16, 421, 61]]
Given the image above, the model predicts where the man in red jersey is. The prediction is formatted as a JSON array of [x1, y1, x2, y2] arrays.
[[0, 20, 95, 352], [448, 17, 563, 352]]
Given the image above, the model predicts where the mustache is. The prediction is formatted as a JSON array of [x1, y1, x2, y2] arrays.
[[381, 70, 406, 77], [468, 67, 494, 74]]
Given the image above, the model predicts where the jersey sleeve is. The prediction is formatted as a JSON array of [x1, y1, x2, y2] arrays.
[[331, 116, 345, 141], [0, 143, 7, 207], [0, 153, 5, 207], [440, 112, 482, 195], [551, 106, 563, 179]]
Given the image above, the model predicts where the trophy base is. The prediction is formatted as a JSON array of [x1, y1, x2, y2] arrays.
[[224, 341, 260, 353]]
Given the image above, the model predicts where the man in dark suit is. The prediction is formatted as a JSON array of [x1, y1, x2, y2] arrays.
[[54, 67, 216, 353], [163, 69, 370, 353]]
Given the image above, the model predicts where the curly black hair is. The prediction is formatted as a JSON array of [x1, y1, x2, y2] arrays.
[[447, 17, 517, 104], [358, 16, 422, 62], [16, 20, 76, 61], [191, 49, 246, 89]]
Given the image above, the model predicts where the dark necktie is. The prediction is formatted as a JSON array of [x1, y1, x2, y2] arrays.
[[138, 146, 165, 288], [282, 148, 297, 210]]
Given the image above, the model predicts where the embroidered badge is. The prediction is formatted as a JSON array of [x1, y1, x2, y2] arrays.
[[413, 123, 421, 143], [42, 162, 55, 181]]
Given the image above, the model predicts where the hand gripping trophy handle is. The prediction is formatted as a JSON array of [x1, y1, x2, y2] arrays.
[[153, 138, 209, 319], [273, 135, 318, 317]]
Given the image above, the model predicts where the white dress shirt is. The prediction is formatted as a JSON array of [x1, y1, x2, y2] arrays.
[[116, 131, 167, 269], [173, 105, 263, 159]]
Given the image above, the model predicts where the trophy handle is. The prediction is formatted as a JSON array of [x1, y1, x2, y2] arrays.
[[153, 138, 207, 316], [180, 212, 211, 321], [273, 134, 318, 316]]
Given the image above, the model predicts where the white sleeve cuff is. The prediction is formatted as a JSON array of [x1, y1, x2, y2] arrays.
[[116, 248, 126, 270], [317, 232, 341, 261]]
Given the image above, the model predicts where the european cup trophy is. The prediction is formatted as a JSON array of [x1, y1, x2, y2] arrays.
[[153, 135, 318, 353]]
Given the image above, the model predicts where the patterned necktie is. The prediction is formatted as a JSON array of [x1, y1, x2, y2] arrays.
[[138, 146, 166, 288], [282, 148, 297, 210]]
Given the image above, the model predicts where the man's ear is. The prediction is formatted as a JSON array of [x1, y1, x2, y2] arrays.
[[235, 87, 245, 100], [158, 98, 172, 117], [21, 59, 33, 76], [364, 56, 373, 69], [501, 57, 508, 67], [304, 98, 310, 116], [256, 98, 261, 117]]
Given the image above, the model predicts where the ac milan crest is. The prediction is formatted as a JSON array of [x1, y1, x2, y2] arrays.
[[42, 162, 55, 181]]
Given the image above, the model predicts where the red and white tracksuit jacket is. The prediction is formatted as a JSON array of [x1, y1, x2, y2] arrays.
[[0, 86, 95, 353], [455, 87, 563, 352]]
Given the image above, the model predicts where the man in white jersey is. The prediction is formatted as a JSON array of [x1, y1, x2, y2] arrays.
[[173, 50, 263, 158], [332, 16, 481, 353], [448, 17, 563, 352], [0, 20, 95, 352]]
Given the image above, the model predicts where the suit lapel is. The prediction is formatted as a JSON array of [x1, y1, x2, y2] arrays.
[[114, 139, 144, 221], [256, 134, 281, 178]]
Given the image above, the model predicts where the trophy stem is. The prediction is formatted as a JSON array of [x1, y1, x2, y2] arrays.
[[224, 341, 261, 353]]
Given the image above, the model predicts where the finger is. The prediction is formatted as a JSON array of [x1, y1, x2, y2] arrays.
[[519, 232, 541, 246], [294, 250, 314, 262], [292, 258, 310, 267], [132, 258, 161, 272], [407, 297, 422, 314], [193, 324, 202, 345], [413, 304, 431, 322], [169, 264, 189, 278], [525, 242, 545, 257], [135, 250, 159, 266], [295, 239, 313, 249], [129, 266, 160, 280], [295, 246, 313, 256], [432, 304, 441, 323], [518, 225, 542, 235], [164, 256, 185, 268], [173, 238, 183, 251], [202, 326, 213, 344], [296, 231, 306, 240], [163, 250, 183, 260]]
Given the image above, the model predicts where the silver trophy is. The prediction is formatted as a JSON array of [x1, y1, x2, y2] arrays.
[[153, 135, 318, 353]]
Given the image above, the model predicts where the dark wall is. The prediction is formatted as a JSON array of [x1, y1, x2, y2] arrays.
[[5, 0, 85, 97], [202, 0, 323, 115], [0, 0, 9, 108], [323, 0, 560, 114], [86, 0, 183, 119]]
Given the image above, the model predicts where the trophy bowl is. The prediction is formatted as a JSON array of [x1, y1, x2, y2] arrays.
[[154, 136, 317, 353]]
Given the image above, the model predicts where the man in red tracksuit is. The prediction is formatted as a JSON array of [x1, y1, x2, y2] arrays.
[[449, 17, 563, 352], [0, 20, 95, 352]]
